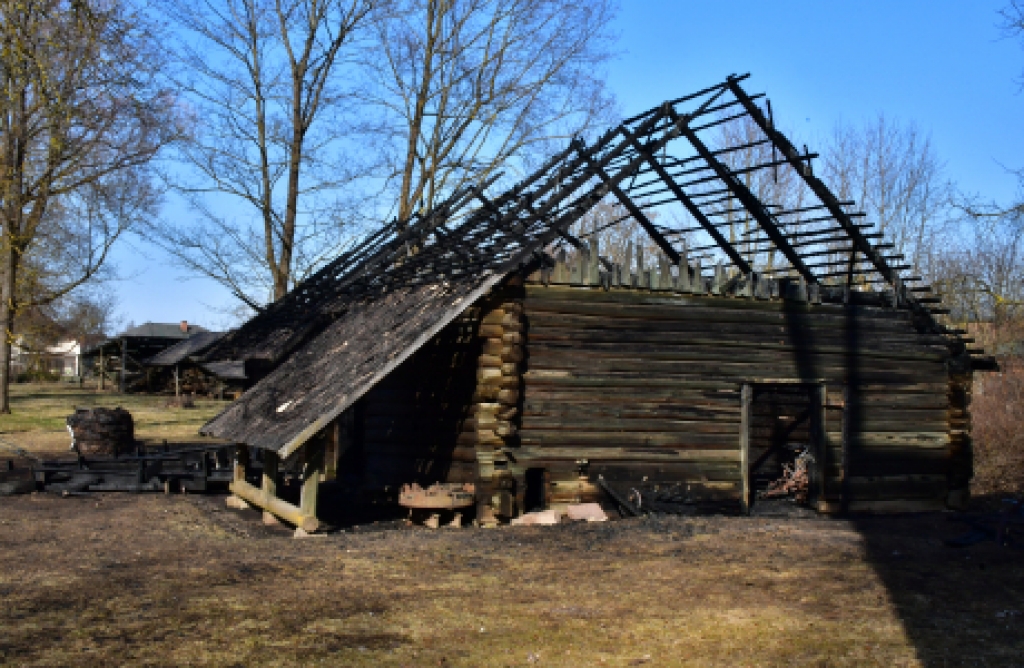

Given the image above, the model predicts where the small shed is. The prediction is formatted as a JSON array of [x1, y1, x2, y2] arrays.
[[143, 330, 233, 396], [83, 321, 208, 391], [199, 76, 994, 530]]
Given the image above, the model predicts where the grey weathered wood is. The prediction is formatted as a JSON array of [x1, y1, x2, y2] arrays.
[[740, 384, 752, 515]]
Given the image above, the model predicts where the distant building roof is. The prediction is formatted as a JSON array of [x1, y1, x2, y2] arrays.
[[82, 322, 210, 357], [145, 331, 227, 366], [120, 322, 208, 339]]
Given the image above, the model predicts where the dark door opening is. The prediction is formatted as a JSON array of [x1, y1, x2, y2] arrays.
[[743, 383, 824, 512]]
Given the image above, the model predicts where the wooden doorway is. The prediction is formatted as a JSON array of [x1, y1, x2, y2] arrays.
[[741, 382, 825, 513]]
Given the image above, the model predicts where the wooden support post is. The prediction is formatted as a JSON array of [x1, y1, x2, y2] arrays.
[[119, 337, 127, 393], [739, 384, 752, 515], [262, 450, 279, 526], [841, 384, 851, 514], [99, 347, 105, 390], [814, 384, 828, 507], [300, 442, 323, 522], [234, 444, 249, 485]]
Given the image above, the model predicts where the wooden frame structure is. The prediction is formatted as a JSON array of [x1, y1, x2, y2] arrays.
[[198, 76, 994, 529]]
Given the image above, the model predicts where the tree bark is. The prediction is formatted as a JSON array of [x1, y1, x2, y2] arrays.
[[0, 245, 16, 414]]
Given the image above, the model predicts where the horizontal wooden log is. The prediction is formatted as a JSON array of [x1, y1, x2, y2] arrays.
[[519, 429, 739, 447], [824, 432, 950, 448], [523, 402, 741, 421], [516, 446, 742, 463], [480, 311, 521, 326], [520, 417, 741, 434], [817, 497, 948, 514], [230, 480, 319, 533], [525, 284, 919, 324], [478, 322, 523, 338]]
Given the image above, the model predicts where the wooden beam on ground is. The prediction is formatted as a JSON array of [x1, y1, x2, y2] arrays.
[[230, 478, 319, 533]]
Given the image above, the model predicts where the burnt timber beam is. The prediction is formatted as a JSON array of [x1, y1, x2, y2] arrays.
[[620, 126, 752, 274], [666, 106, 816, 283], [725, 78, 898, 287], [516, 109, 679, 254], [529, 117, 688, 253], [520, 198, 613, 271], [574, 144, 681, 265]]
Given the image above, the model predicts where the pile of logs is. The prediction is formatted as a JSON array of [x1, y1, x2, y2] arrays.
[[67, 407, 135, 457]]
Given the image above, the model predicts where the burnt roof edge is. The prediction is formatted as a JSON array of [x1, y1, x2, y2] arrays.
[[201, 269, 510, 456]]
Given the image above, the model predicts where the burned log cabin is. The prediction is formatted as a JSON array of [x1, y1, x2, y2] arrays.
[[198, 75, 994, 530]]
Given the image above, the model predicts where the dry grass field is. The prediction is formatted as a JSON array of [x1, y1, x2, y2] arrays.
[[0, 383, 1022, 667], [0, 382, 226, 456]]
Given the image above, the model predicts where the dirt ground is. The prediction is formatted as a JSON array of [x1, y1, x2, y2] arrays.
[[0, 491, 1021, 667], [1, 384, 1023, 667]]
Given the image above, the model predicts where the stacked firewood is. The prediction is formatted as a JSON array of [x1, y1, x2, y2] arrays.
[[67, 407, 135, 457]]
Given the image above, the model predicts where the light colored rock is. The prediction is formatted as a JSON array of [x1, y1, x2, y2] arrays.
[[510, 510, 560, 526], [262, 511, 282, 526], [293, 527, 325, 539], [566, 503, 608, 522]]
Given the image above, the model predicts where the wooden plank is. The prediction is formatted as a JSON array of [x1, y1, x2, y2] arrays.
[[262, 451, 279, 526], [300, 442, 323, 524], [740, 383, 751, 515]]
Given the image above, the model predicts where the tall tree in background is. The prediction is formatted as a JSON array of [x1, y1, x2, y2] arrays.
[[996, 0, 1024, 219], [0, 0, 174, 412], [820, 116, 952, 279], [362, 0, 617, 223], [157, 0, 375, 308]]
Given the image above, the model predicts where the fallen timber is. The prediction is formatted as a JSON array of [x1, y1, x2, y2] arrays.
[[193, 75, 995, 529], [32, 443, 234, 494]]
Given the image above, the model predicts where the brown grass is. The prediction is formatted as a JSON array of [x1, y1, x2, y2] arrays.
[[0, 384, 1022, 666], [0, 493, 1022, 667]]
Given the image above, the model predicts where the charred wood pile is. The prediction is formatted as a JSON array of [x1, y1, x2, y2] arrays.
[[67, 408, 135, 457]]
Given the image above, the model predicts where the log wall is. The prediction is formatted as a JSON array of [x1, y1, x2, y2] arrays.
[[518, 282, 968, 513]]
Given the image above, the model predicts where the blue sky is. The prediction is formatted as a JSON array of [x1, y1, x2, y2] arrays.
[[111, 0, 1024, 331]]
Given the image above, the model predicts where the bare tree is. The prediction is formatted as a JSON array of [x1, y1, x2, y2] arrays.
[[361, 0, 617, 223], [157, 0, 375, 307], [820, 115, 953, 278], [0, 0, 175, 412]]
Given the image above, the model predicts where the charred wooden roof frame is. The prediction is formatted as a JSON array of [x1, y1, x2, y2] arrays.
[[200, 74, 989, 455]]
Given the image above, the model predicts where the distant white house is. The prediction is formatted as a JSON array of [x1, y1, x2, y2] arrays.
[[11, 339, 81, 378]]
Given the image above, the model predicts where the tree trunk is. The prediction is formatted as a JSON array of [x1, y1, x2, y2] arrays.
[[0, 245, 17, 414]]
